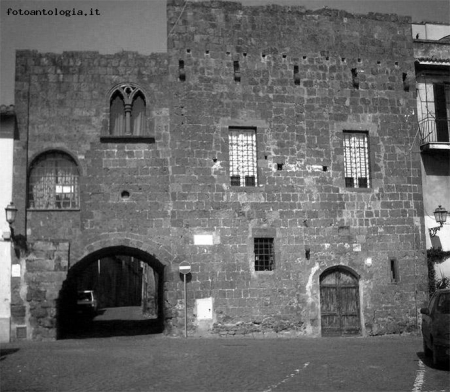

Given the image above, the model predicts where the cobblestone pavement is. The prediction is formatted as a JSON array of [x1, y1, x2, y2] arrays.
[[1, 335, 449, 392]]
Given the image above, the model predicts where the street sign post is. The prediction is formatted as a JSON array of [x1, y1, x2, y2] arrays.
[[179, 261, 191, 338]]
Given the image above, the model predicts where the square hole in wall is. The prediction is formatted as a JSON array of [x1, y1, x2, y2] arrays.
[[16, 326, 27, 339]]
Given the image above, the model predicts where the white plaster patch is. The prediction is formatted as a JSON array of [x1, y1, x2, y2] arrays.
[[306, 164, 324, 172], [353, 243, 361, 252], [306, 262, 320, 305], [211, 161, 222, 171], [284, 162, 302, 172]]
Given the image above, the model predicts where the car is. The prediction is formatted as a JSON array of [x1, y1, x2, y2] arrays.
[[77, 290, 98, 315], [420, 288, 450, 366]]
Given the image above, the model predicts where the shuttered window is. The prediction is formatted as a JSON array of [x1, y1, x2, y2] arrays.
[[416, 80, 450, 143]]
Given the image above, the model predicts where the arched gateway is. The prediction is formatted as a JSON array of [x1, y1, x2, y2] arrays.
[[57, 246, 166, 339], [320, 266, 361, 336]]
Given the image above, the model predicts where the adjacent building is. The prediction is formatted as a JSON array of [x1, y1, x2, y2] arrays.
[[9, 1, 448, 340], [0, 105, 16, 342], [412, 22, 450, 287]]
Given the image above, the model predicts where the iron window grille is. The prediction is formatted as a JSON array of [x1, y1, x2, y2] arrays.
[[343, 132, 370, 188], [254, 238, 274, 271], [229, 128, 257, 187], [28, 152, 80, 209]]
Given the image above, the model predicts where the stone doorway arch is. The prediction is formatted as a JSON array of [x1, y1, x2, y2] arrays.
[[57, 246, 166, 339], [320, 266, 361, 337]]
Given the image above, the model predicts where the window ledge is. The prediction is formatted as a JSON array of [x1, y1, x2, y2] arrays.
[[255, 270, 275, 274], [100, 135, 155, 143], [343, 187, 372, 193], [229, 186, 265, 192], [420, 142, 450, 152]]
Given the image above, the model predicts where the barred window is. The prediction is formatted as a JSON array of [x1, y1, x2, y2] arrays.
[[254, 238, 274, 271], [343, 132, 370, 188], [28, 152, 80, 209], [109, 83, 146, 136], [229, 128, 257, 187]]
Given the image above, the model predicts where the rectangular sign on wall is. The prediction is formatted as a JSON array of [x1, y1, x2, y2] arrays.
[[11, 264, 20, 277], [193, 234, 214, 245]]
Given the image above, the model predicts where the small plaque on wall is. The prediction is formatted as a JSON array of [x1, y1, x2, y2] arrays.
[[353, 243, 362, 252], [12, 264, 21, 277], [193, 234, 214, 245]]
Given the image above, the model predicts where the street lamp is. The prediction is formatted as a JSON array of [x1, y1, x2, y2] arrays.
[[4, 202, 18, 241], [429, 205, 448, 237]]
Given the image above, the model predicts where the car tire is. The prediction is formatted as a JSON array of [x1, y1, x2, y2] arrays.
[[423, 338, 432, 357]]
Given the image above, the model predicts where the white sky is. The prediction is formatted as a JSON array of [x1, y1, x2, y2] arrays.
[[1, 0, 449, 104]]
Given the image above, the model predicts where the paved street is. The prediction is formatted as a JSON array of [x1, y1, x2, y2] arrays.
[[1, 335, 449, 392]]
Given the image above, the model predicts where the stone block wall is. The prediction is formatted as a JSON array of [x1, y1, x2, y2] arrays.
[[10, 0, 428, 339], [13, 50, 170, 262], [165, 0, 427, 336], [10, 241, 69, 341]]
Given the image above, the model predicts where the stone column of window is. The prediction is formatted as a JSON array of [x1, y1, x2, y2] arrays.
[[124, 103, 132, 135]]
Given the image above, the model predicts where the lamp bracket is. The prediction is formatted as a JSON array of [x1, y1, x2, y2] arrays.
[[429, 225, 442, 237]]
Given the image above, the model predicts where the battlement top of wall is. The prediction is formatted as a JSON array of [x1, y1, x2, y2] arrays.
[[15, 50, 167, 62], [167, 0, 412, 24]]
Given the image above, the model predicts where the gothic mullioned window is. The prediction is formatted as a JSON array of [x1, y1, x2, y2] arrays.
[[28, 151, 80, 209], [229, 127, 258, 187], [343, 131, 370, 189], [109, 83, 146, 136]]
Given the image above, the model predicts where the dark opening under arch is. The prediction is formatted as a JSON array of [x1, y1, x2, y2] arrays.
[[57, 246, 165, 339]]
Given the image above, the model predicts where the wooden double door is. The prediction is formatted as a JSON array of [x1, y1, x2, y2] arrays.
[[320, 267, 361, 336]]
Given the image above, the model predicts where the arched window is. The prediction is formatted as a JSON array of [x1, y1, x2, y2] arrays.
[[110, 91, 125, 135], [109, 84, 147, 136], [28, 151, 80, 209]]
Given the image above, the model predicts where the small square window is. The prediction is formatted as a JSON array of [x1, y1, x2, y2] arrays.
[[254, 238, 274, 271], [231, 175, 241, 186], [245, 175, 255, 186]]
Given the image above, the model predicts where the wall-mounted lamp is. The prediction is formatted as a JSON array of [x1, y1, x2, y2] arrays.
[[4, 202, 18, 241], [429, 205, 447, 237]]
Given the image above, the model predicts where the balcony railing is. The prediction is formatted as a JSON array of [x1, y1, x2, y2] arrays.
[[419, 117, 450, 145]]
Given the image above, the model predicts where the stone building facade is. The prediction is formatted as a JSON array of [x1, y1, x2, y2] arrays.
[[10, 0, 429, 340], [413, 24, 450, 252]]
